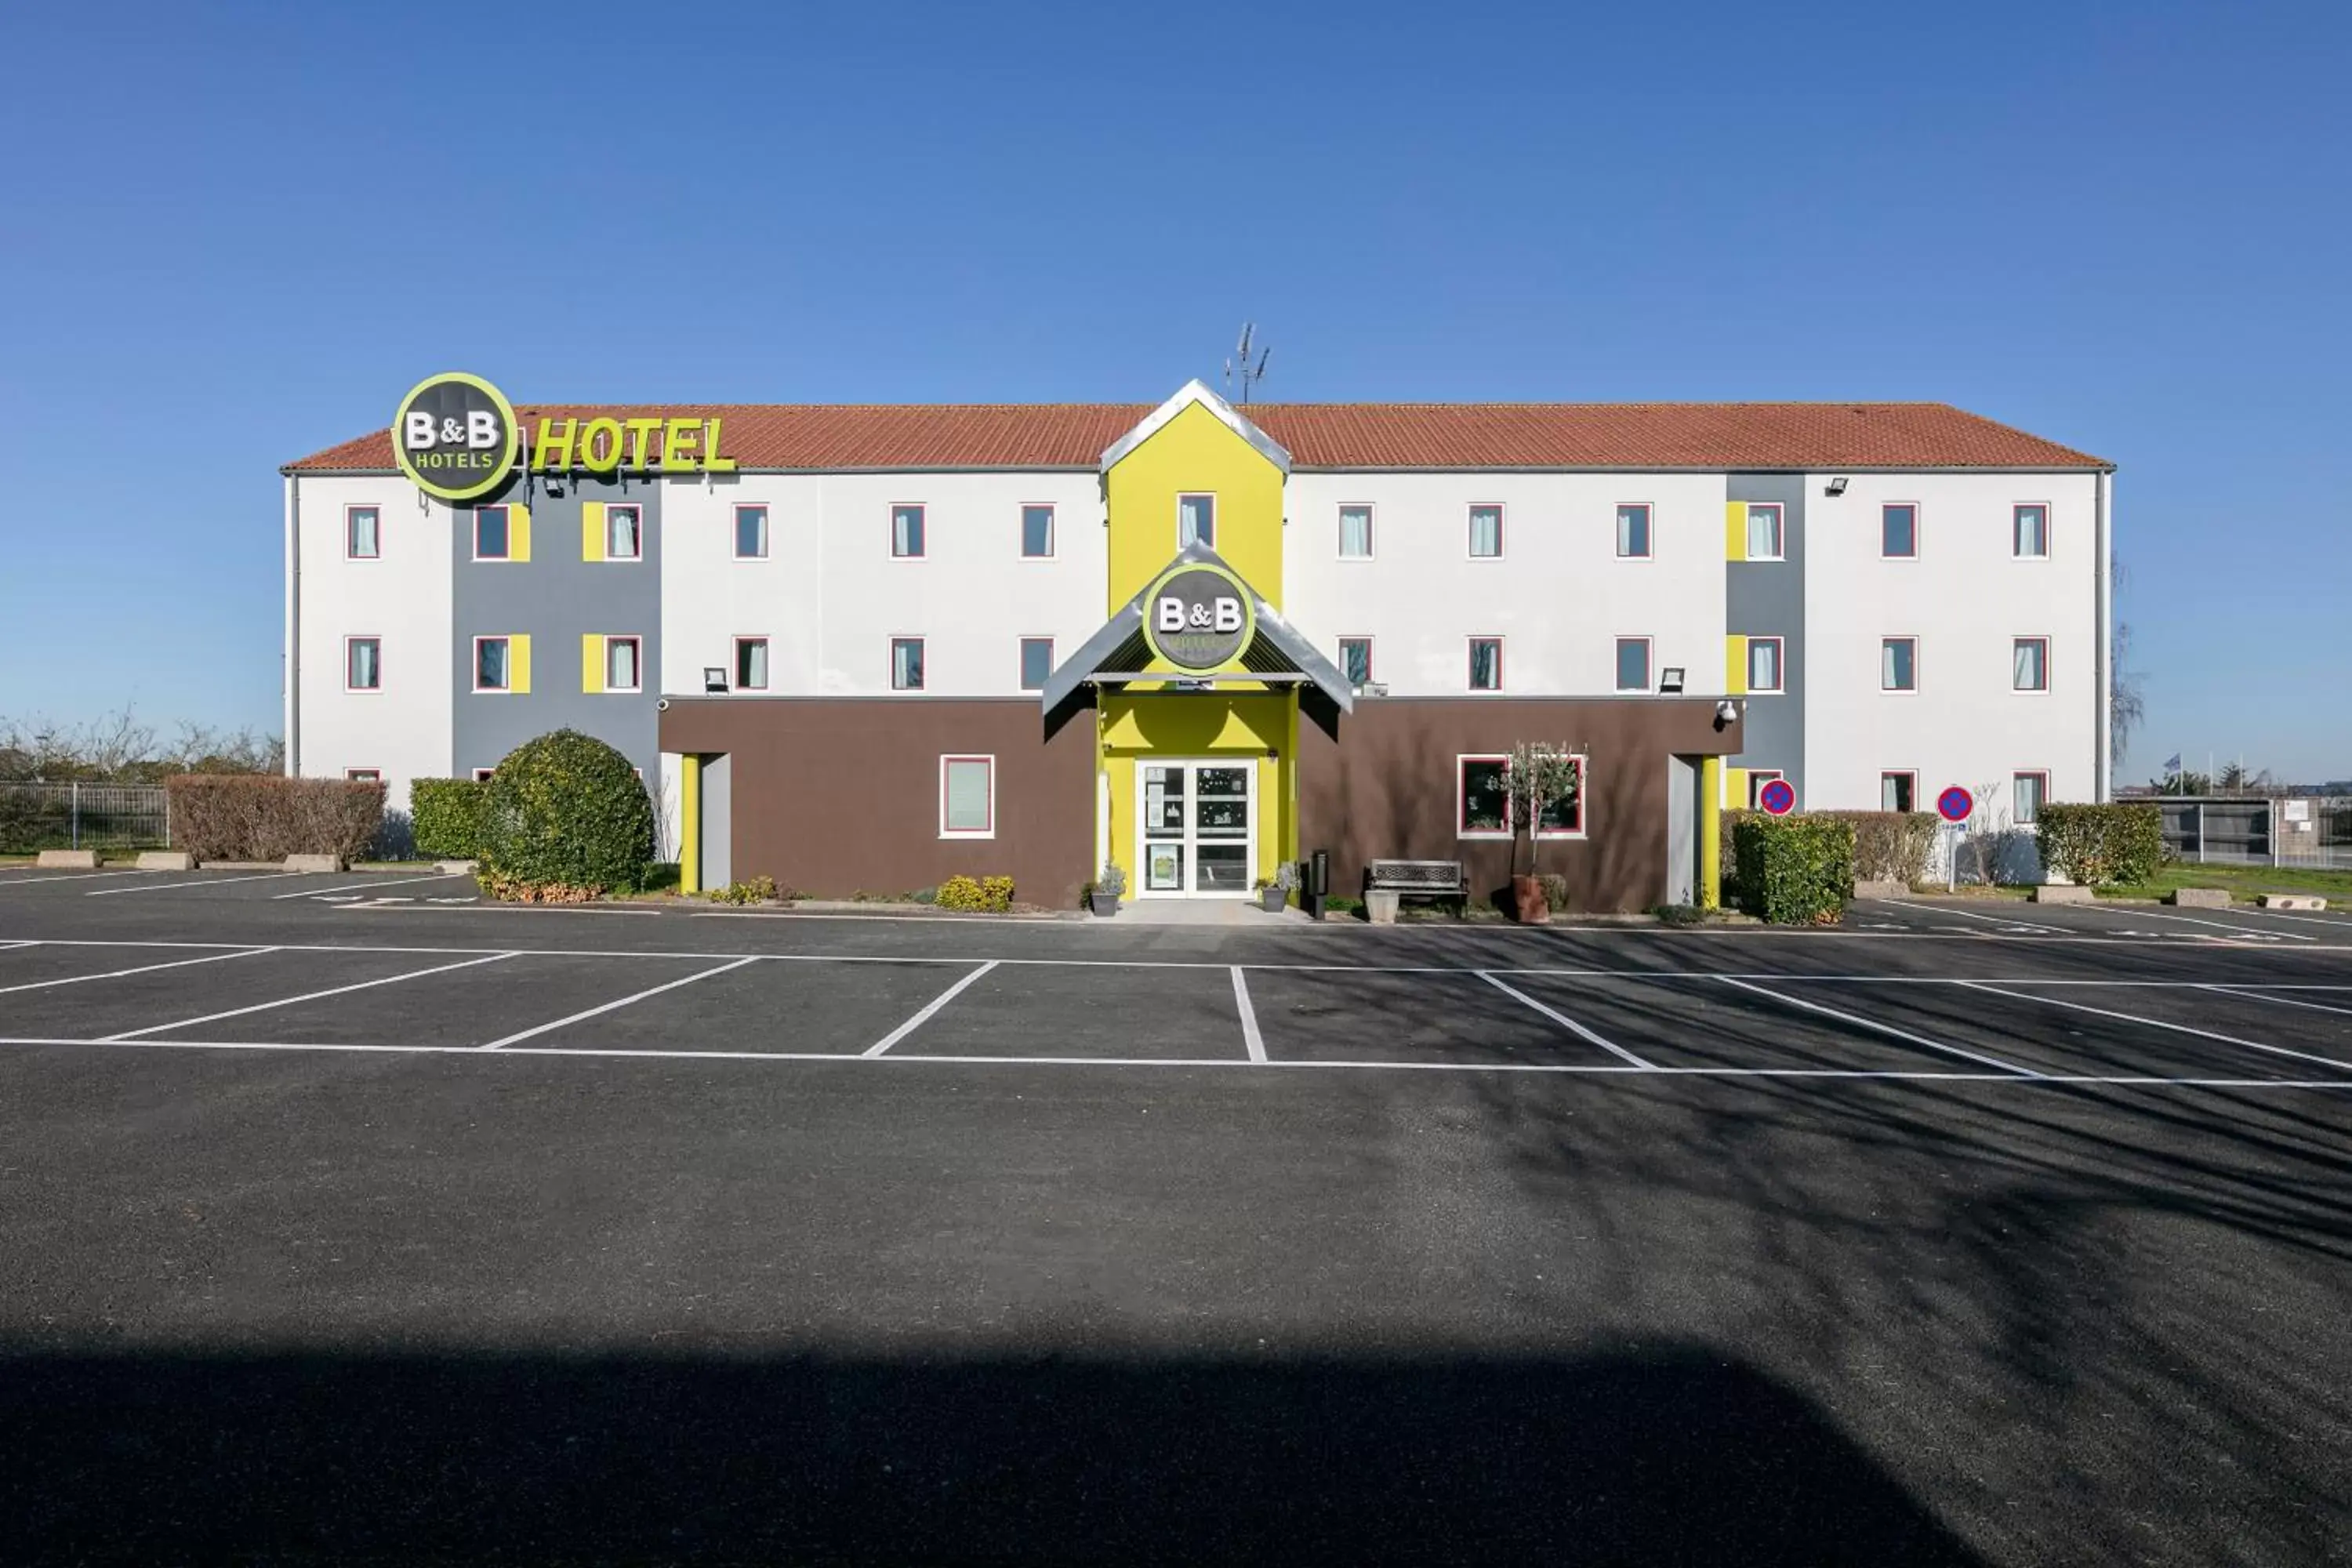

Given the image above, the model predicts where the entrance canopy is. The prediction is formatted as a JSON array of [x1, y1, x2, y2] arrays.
[[1040, 543, 1356, 729]]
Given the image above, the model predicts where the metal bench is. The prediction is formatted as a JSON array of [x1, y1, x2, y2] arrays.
[[1363, 858, 1468, 923]]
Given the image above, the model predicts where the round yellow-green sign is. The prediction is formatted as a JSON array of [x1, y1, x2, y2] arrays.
[[1143, 561, 1257, 672], [392, 372, 520, 502]]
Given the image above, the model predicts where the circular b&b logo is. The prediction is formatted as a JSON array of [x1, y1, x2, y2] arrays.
[[1144, 564, 1256, 672], [392, 372, 519, 502]]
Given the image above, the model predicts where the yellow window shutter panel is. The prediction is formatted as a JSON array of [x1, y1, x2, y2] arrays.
[[582, 633, 605, 693], [510, 634, 532, 694], [582, 502, 606, 562], [1725, 501, 1745, 561], [1725, 635, 1748, 696], [509, 505, 532, 563], [1725, 768, 1750, 811]]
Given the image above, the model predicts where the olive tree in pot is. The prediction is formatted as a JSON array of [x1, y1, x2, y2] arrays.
[[1501, 742, 1583, 924], [1256, 861, 1298, 913], [1088, 860, 1126, 916]]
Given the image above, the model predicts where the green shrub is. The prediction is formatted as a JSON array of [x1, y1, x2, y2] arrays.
[[936, 873, 1014, 913], [165, 775, 383, 862], [477, 731, 655, 899], [1820, 811, 1940, 885], [1732, 815, 1855, 924], [0, 790, 67, 853], [706, 875, 779, 906], [411, 777, 491, 858], [2036, 803, 2165, 887]]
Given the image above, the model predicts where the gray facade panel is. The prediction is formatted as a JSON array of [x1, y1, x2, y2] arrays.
[[452, 474, 663, 780], [1726, 474, 1806, 805]]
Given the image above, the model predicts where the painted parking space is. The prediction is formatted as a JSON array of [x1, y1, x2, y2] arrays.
[[527, 957, 971, 1056], [1507, 972, 1998, 1075], [892, 960, 1245, 1060], [1246, 967, 1634, 1067], [0, 946, 446, 1041]]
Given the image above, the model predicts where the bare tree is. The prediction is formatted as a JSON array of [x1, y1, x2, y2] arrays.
[[2110, 560, 2146, 774]]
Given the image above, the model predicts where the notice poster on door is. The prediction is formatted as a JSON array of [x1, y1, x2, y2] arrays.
[[1146, 844, 1183, 891]]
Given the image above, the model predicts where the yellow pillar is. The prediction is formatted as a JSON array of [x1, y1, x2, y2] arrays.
[[1699, 756, 1722, 910], [678, 755, 702, 894]]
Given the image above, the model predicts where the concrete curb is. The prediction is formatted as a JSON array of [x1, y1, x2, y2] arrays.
[[135, 851, 195, 871], [2165, 887, 2230, 908], [283, 854, 346, 873], [434, 860, 478, 875], [2260, 894, 2328, 911], [35, 849, 100, 869], [2029, 884, 2094, 903], [1853, 880, 1907, 900]]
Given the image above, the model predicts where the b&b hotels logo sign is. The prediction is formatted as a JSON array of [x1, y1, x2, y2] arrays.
[[1143, 562, 1255, 673], [393, 372, 736, 503]]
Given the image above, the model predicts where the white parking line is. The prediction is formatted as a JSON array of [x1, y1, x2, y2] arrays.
[[1231, 966, 1268, 1062], [2215, 906, 2352, 931], [2090, 906, 2317, 942], [1714, 976, 2038, 1076], [0, 869, 172, 887], [864, 960, 1000, 1057], [2198, 985, 2352, 1021], [1875, 898, 2064, 935], [477, 956, 764, 1050], [1476, 971, 1656, 1068], [86, 871, 314, 898], [102, 951, 520, 1040], [272, 871, 475, 900], [1955, 981, 2352, 1074], [0, 946, 278, 996]]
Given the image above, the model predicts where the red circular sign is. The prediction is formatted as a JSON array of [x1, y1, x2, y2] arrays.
[[1936, 786, 1975, 824], [1758, 779, 1796, 816]]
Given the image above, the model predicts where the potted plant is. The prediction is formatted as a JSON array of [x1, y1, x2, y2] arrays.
[[1502, 741, 1583, 924], [1257, 862, 1298, 913], [1089, 861, 1125, 916]]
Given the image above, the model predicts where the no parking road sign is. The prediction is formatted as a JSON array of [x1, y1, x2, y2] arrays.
[[1937, 786, 1974, 824], [1758, 778, 1796, 816]]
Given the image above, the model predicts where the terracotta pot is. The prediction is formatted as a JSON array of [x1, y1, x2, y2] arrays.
[[1512, 874, 1549, 924]]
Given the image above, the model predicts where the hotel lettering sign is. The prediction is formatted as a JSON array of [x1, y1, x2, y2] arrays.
[[392, 372, 736, 503], [1143, 562, 1255, 673]]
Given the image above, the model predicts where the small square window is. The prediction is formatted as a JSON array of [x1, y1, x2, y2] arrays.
[[1018, 637, 1054, 691], [891, 637, 925, 691], [605, 504, 642, 561], [1882, 503, 1918, 559], [1178, 493, 1215, 549], [1614, 637, 1650, 693], [1468, 637, 1503, 691], [346, 506, 380, 560], [1748, 637, 1784, 693], [1747, 770, 1784, 809], [734, 505, 768, 560], [1338, 506, 1373, 559], [2014, 503, 2049, 558], [1021, 505, 1054, 558], [475, 637, 511, 692], [2014, 771, 2049, 824], [603, 636, 641, 692], [2014, 637, 2049, 691], [1617, 504, 1651, 559], [1745, 503, 1784, 561], [735, 637, 769, 691], [1338, 637, 1373, 687], [474, 506, 510, 561], [1882, 637, 1918, 691], [941, 756, 993, 837], [473, 767, 497, 782], [343, 768, 382, 783], [1881, 772, 1917, 813], [1468, 505, 1503, 559], [1458, 757, 1509, 835], [891, 504, 926, 558], [345, 637, 381, 691]]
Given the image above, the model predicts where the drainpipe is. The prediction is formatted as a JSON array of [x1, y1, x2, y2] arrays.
[[283, 474, 299, 777], [2094, 469, 2113, 803]]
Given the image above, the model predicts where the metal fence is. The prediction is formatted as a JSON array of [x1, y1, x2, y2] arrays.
[[0, 783, 172, 853], [2154, 795, 2352, 869]]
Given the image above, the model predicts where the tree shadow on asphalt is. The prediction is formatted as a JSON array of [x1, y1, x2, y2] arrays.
[[0, 1342, 1984, 1565]]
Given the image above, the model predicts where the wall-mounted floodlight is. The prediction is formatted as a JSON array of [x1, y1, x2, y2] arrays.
[[1825, 476, 1849, 496], [703, 667, 728, 693], [1659, 667, 1686, 694]]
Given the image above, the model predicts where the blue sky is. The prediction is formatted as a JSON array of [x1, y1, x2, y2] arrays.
[[2, 0, 2345, 780]]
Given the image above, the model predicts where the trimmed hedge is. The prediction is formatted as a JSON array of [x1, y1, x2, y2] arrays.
[[411, 777, 491, 859], [1732, 815, 1855, 924], [477, 731, 655, 898], [165, 775, 385, 862], [936, 873, 1014, 913], [2036, 802, 2165, 887]]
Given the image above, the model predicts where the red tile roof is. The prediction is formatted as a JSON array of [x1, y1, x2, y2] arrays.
[[287, 400, 2106, 473]]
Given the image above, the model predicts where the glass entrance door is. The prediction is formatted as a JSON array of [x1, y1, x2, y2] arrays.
[[1138, 760, 1256, 897]]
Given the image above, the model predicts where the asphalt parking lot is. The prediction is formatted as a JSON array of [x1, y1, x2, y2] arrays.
[[2, 868, 2350, 1563]]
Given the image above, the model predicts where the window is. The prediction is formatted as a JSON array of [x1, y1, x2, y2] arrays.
[[604, 504, 642, 561], [344, 636, 381, 691], [2013, 636, 2049, 691], [1537, 755, 1586, 838], [2014, 503, 2049, 559], [1747, 770, 1784, 809], [1882, 503, 1918, 559], [891, 504, 925, 558], [1468, 505, 1503, 558], [472, 768, 497, 782], [1338, 637, 1373, 687], [346, 506, 379, 560], [1458, 756, 1509, 836], [1178, 493, 1215, 549], [1748, 636, 1784, 693], [734, 636, 769, 690], [1614, 637, 1651, 693], [940, 756, 994, 837], [890, 637, 924, 691], [474, 505, 510, 561], [733, 505, 768, 560], [2014, 771, 2049, 824], [1617, 503, 1651, 559], [1468, 637, 1503, 691], [1018, 637, 1054, 691], [1881, 772, 1917, 813], [1338, 505, 1373, 560], [1021, 504, 1054, 558], [475, 636, 511, 692], [1882, 636, 1918, 691], [1745, 503, 1784, 561], [344, 768, 381, 783], [601, 636, 641, 692]]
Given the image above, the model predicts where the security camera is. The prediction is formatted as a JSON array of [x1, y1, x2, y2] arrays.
[[656, 698, 670, 711], [1714, 699, 1740, 728]]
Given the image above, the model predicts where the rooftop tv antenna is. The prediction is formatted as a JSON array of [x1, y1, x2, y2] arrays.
[[1223, 322, 1271, 405]]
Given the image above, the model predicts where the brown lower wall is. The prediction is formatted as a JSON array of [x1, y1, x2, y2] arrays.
[[1297, 698, 1742, 913], [659, 699, 1094, 906]]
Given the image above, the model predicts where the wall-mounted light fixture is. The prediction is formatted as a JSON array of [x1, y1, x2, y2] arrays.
[[702, 667, 728, 693], [1825, 476, 1849, 496], [1658, 667, 1686, 695]]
